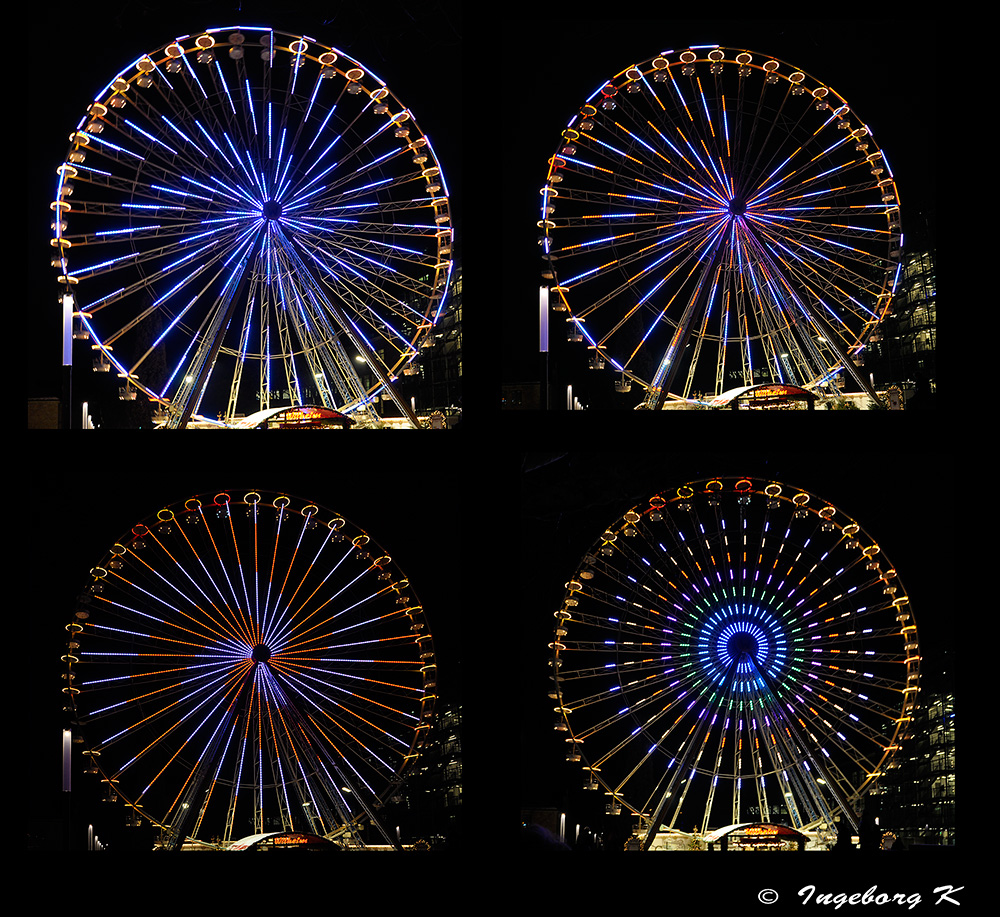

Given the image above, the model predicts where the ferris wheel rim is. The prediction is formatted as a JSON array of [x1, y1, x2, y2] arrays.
[[539, 44, 902, 406], [63, 488, 437, 846], [52, 26, 454, 426], [549, 475, 919, 841]]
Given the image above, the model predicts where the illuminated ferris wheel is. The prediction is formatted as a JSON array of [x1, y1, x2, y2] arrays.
[[548, 477, 919, 850], [538, 45, 902, 408], [51, 26, 453, 428], [62, 490, 437, 849]]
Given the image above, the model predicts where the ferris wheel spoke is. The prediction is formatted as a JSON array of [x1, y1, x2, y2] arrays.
[[294, 95, 380, 186], [165, 515, 261, 647], [311, 131, 416, 201], [559, 218, 726, 362], [252, 672, 336, 828], [86, 225, 262, 404], [273, 225, 413, 365], [752, 218, 887, 299], [723, 224, 877, 360], [263, 566, 380, 653], [257, 535, 347, 647], [788, 687, 894, 761], [93, 586, 243, 661], [101, 660, 250, 779], [310, 688, 412, 767], [62, 212, 248, 285], [108, 546, 252, 651], [292, 232, 435, 334], [149, 676, 251, 811], [275, 663, 420, 746]]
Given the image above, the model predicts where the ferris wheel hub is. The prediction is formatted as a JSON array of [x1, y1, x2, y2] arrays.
[[251, 643, 272, 663], [262, 200, 283, 222], [727, 631, 759, 660]]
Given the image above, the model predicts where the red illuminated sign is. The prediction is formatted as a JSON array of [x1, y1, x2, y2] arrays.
[[748, 385, 805, 399]]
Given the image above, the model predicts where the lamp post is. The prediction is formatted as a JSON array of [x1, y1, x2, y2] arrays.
[[61, 293, 74, 429]]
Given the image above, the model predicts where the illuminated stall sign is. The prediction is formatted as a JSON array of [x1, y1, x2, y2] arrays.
[[268, 407, 354, 428], [748, 384, 802, 401], [706, 822, 808, 851], [284, 407, 326, 421]]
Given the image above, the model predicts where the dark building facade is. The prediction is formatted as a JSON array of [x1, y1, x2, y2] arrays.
[[868, 245, 936, 405], [876, 676, 956, 847]]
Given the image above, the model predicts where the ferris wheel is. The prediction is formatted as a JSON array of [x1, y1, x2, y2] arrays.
[[538, 46, 902, 408], [62, 490, 437, 849], [548, 476, 919, 850], [51, 26, 453, 428]]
